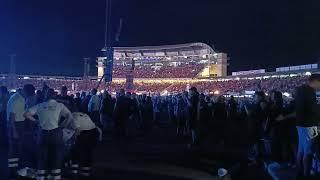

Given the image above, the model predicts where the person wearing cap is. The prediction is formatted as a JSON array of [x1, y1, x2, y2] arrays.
[[6, 88, 26, 178], [70, 112, 101, 179], [24, 88, 75, 180]]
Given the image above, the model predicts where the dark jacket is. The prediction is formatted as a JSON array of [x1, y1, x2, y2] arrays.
[[295, 84, 319, 127]]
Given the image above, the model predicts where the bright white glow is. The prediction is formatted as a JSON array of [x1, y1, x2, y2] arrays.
[[263, 76, 270, 79], [305, 72, 311, 76], [115, 57, 120, 60], [280, 74, 289, 78], [101, 90, 105, 93], [283, 92, 291, 97], [202, 55, 207, 58], [289, 74, 297, 77], [10, 89, 16, 93], [214, 90, 220, 95], [166, 57, 171, 60], [235, 77, 240, 80], [98, 67, 104, 78], [184, 56, 188, 58], [133, 57, 138, 60], [248, 77, 254, 80], [245, 91, 255, 95], [23, 76, 30, 79]]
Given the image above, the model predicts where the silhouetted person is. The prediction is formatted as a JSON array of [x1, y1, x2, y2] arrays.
[[114, 89, 131, 137], [88, 88, 101, 127], [56, 86, 75, 112], [294, 74, 320, 178]]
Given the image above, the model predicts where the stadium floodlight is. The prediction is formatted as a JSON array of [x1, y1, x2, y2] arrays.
[[101, 47, 107, 52], [305, 71, 311, 76]]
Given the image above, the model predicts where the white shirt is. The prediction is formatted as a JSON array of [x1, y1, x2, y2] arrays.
[[72, 112, 96, 131], [27, 99, 72, 130], [7, 92, 25, 122], [88, 95, 100, 112]]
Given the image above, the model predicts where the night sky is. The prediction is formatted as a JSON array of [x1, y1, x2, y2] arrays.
[[0, 0, 320, 76]]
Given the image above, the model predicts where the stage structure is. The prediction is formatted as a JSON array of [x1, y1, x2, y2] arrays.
[[97, 0, 123, 89]]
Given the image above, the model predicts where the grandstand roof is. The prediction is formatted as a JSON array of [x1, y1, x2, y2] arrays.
[[113, 42, 215, 58]]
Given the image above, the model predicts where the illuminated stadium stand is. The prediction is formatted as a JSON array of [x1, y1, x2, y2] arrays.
[[97, 42, 228, 79]]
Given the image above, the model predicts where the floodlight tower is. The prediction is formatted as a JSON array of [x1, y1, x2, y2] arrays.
[[9, 54, 17, 89], [97, 0, 123, 90], [83, 57, 90, 80]]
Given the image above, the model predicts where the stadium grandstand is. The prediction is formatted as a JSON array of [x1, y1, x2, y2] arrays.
[[97, 42, 228, 79]]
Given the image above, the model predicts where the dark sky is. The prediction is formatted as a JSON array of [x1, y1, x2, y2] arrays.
[[0, 0, 320, 76]]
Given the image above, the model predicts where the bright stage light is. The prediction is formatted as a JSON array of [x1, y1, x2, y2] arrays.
[[305, 72, 311, 76], [214, 90, 220, 95]]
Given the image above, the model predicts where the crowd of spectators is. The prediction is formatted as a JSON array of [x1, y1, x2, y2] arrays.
[[112, 64, 205, 78], [0, 75, 309, 95]]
